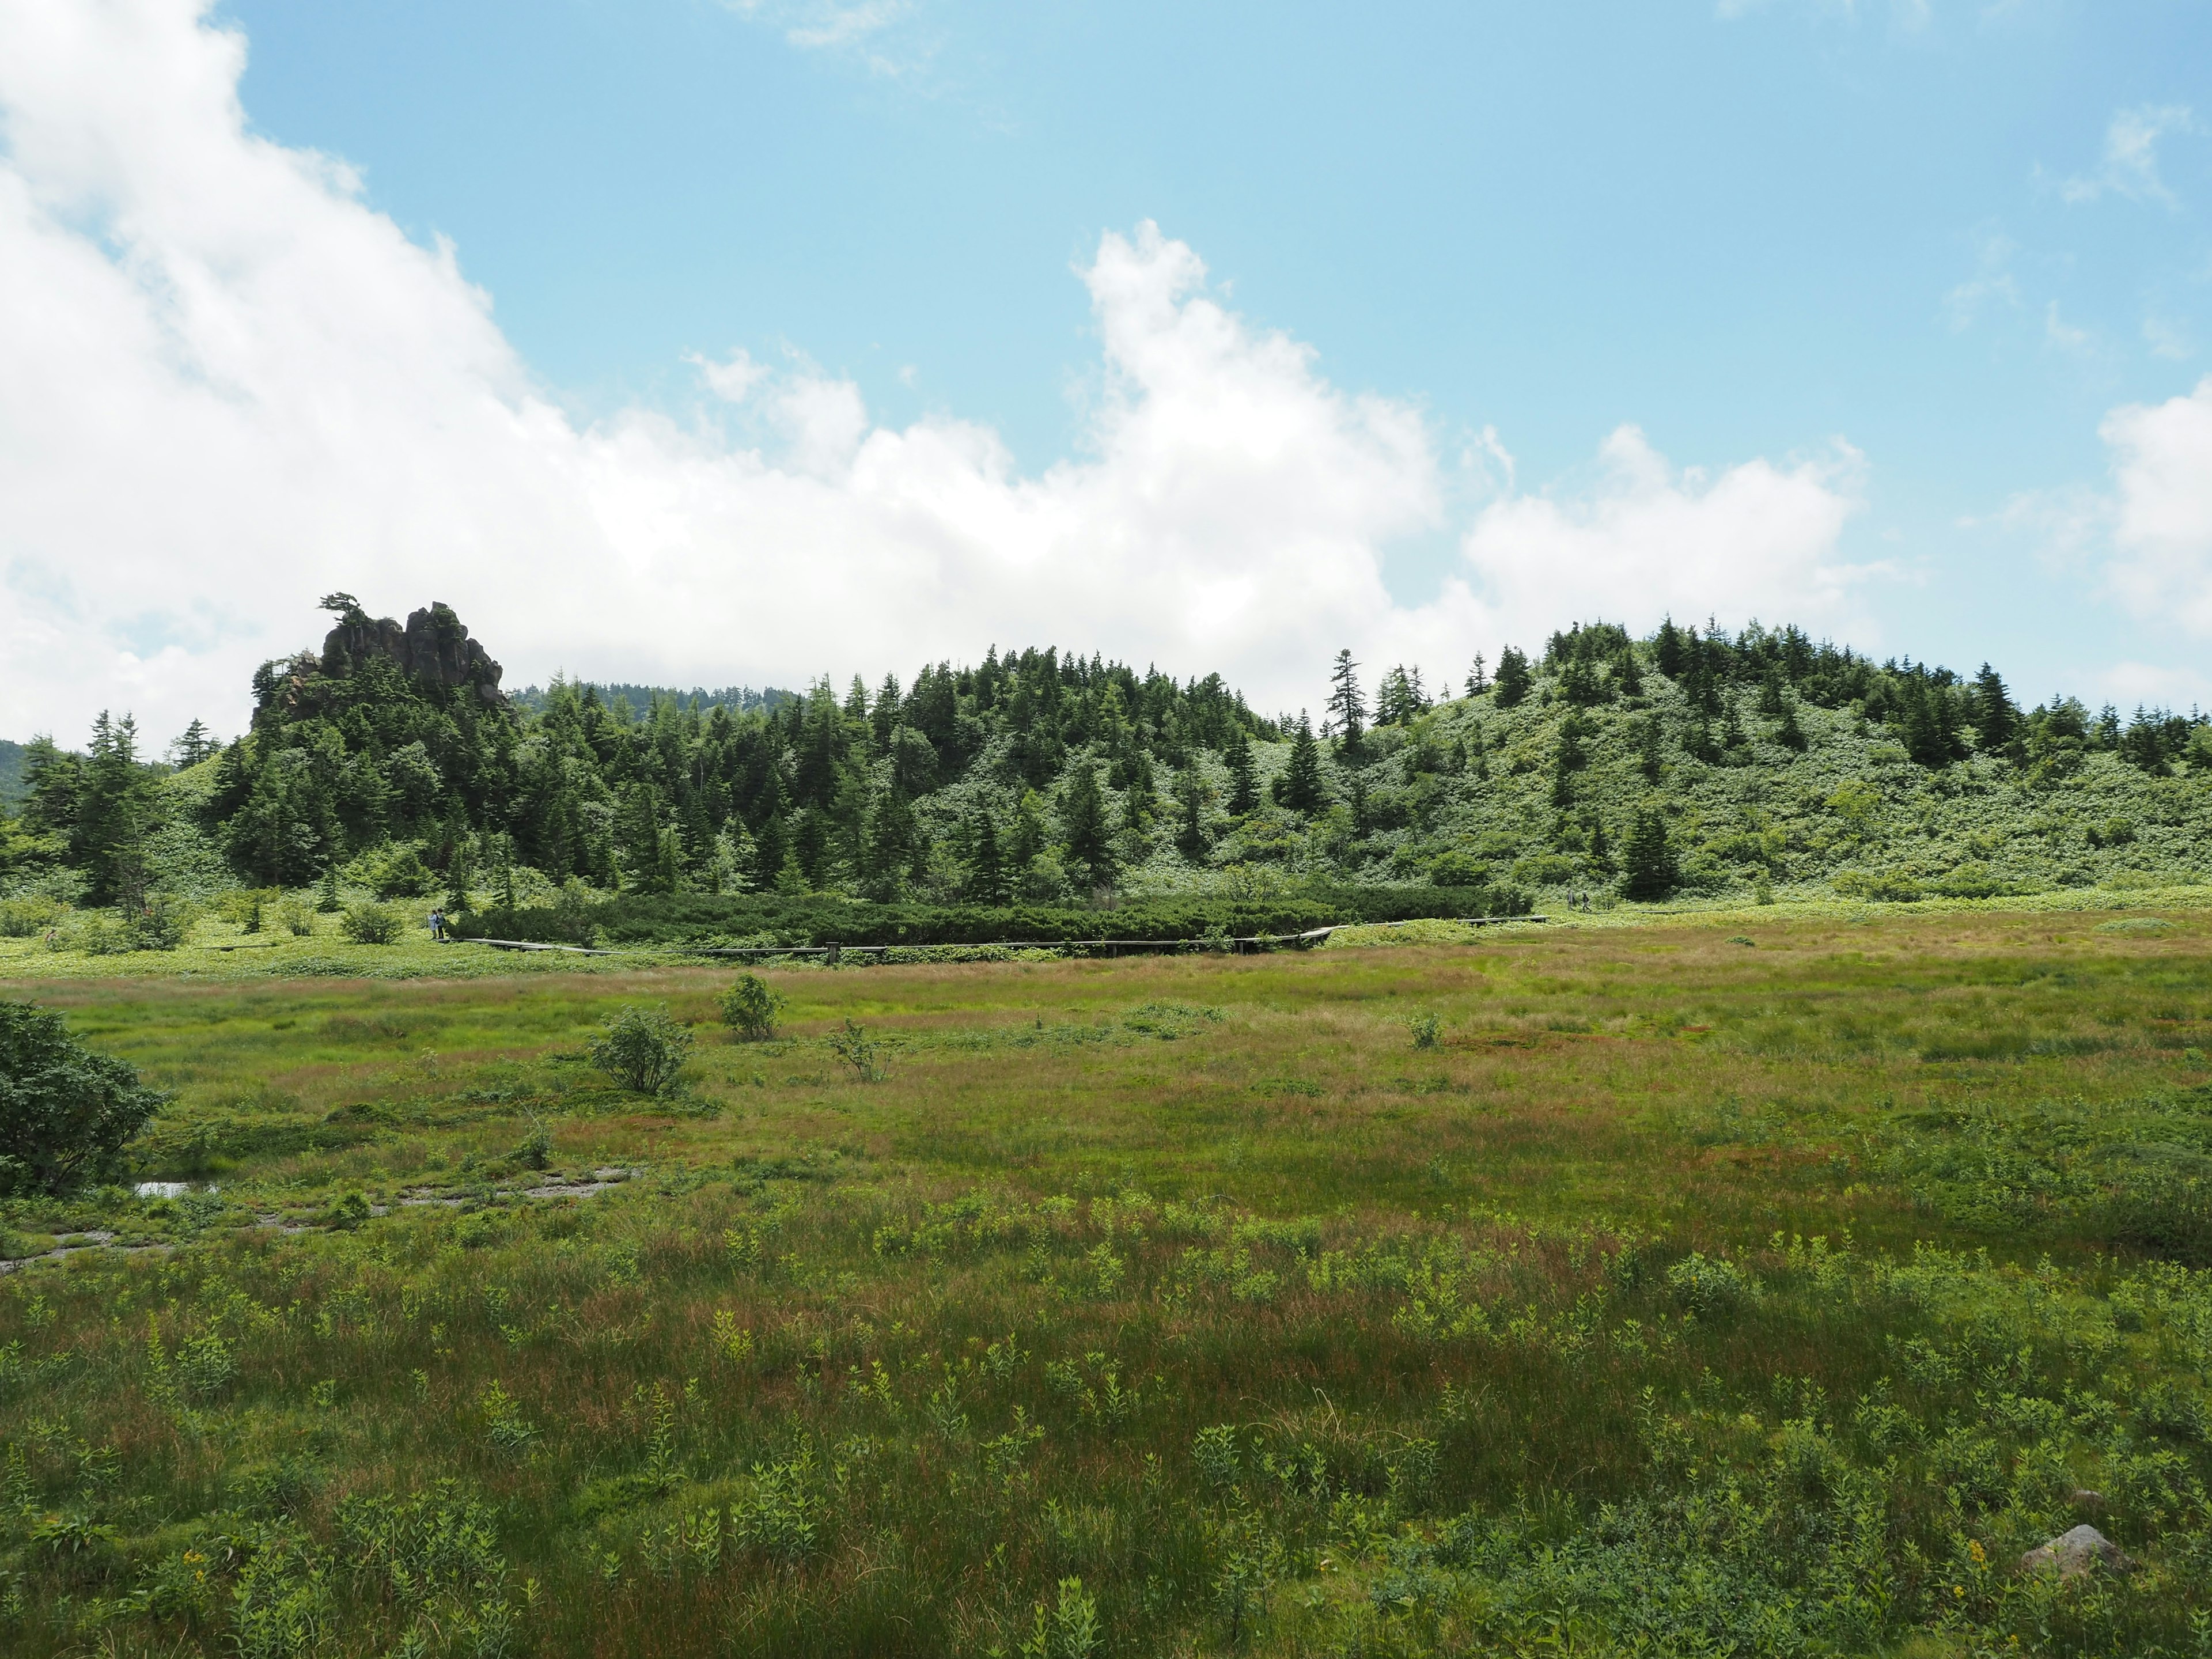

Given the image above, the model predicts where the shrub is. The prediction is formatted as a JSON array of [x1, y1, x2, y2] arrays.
[[719, 974, 785, 1041], [1408, 1013, 1442, 1051], [1665, 1252, 1753, 1316], [126, 895, 191, 952], [1832, 870, 1923, 902], [0, 895, 65, 938], [588, 1005, 693, 1096], [830, 1019, 884, 1084], [339, 902, 403, 945], [517, 1117, 553, 1170], [0, 1000, 166, 1195]]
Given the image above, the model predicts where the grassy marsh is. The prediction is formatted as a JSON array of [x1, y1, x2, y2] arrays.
[[1, 911, 2210, 1656]]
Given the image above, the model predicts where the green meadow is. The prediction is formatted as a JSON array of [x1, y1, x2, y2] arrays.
[[3, 909, 2212, 1657]]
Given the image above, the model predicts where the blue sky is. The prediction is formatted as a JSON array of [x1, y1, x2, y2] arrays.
[[2, 0, 2209, 737]]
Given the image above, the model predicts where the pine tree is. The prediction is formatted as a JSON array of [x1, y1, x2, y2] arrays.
[[1173, 764, 1211, 861], [1654, 617, 1684, 679], [1494, 647, 1532, 709], [1777, 701, 1808, 752], [1375, 666, 1411, 727], [1224, 728, 1258, 815], [1551, 711, 1589, 808], [1464, 653, 1488, 698], [1280, 714, 1324, 812], [967, 809, 1009, 904], [1971, 663, 2017, 753], [1622, 806, 1677, 900], [1327, 650, 1366, 753], [1059, 759, 1116, 892]]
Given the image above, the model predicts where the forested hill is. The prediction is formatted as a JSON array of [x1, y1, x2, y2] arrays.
[[5, 602, 2211, 929], [0, 740, 24, 809]]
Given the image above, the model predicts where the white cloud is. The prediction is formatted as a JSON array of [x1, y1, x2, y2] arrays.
[[2096, 661, 2210, 713], [1944, 229, 2021, 331], [722, 0, 927, 76], [1714, 0, 1936, 30], [2143, 317, 2194, 362], [2056, 104, 2197, 209], [2099, 376, 2212, 636], [1459, 428, 1876, 643], [687, 347, 770, 403], [0, 0, 1870, 744]]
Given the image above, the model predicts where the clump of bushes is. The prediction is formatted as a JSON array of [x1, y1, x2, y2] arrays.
[[1665, 1252, 1753, 1316], [719, 974, 785, 1041], [588, 1005, 693, 1096], [0, 895, 66, 938], [339, 902, 404, 945], [0, 999, 166, 1195]]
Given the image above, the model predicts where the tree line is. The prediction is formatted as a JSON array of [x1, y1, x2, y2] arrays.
[[5, 600, 2205, 914]]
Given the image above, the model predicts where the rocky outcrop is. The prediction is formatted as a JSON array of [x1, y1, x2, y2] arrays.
[[320, 602, 506, 707], [2019, 1524, 2132, 1578]]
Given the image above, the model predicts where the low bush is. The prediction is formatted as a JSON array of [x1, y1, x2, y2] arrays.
[[0, 999, 166, 1195], [0, 895, 66, 938], [588, 1005, 694, 1096], [456, 883, 1527, 950], [719, 975, 785, 1041], [339, 902, 404, 945]]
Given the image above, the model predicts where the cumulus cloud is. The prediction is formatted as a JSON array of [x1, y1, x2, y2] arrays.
[[0, 0, 1870, 744], [2099, 377, 2212, 636], [1461, 428, 1874, 640]]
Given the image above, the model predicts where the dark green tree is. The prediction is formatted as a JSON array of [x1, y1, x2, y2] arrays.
[[1327, 649, 1366, 753], [1653, 617, 1684, 679], [1551, 711, 1590, 808], [966, 808, 1009, 904], [1494, 647, 1532, 709], [1464, 653, 1488, 697], [1972, 663, 2017, 754], [1059, 759, 1116, 892], [1621, 806, 1678, 900], [1224, 728, 1259, 815], [1278, 714, 1324, 812], [1172, 764, 1212, 861], [0, 1001, 165, 1195]]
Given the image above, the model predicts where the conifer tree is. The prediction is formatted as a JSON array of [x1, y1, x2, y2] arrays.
[[1638, 716, 1665, 783], [1464, 653, 1488, 698], [1173, 764, 1211, 861], [1551, 711, 1589, 808], [1059, 759, 1115, 892], [1971, 663, 2017, 753], [1777, 701, 1808, 752], [967, 809, 1009, 904], [1224, 728, 1258, 815], [1279, 714, 1324, 812], [1622, 806, 1677, 899], [1494, 647, 1532, 709], [1327, 650, 1366, 753], [1654, 617, 1684, 679]]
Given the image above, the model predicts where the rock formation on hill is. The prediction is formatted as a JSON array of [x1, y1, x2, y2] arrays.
[[318, 599, 506, 707]]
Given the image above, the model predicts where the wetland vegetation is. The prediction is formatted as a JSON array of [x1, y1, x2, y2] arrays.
[[0, 908, 2209, 1656]]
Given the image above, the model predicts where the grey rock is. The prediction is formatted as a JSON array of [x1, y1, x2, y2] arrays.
[[319, 601, 506, 706], [2019, 1524, 2132, 1577]]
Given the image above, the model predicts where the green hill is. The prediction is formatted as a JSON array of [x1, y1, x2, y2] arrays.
[[5, 603, 2209, 926]]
